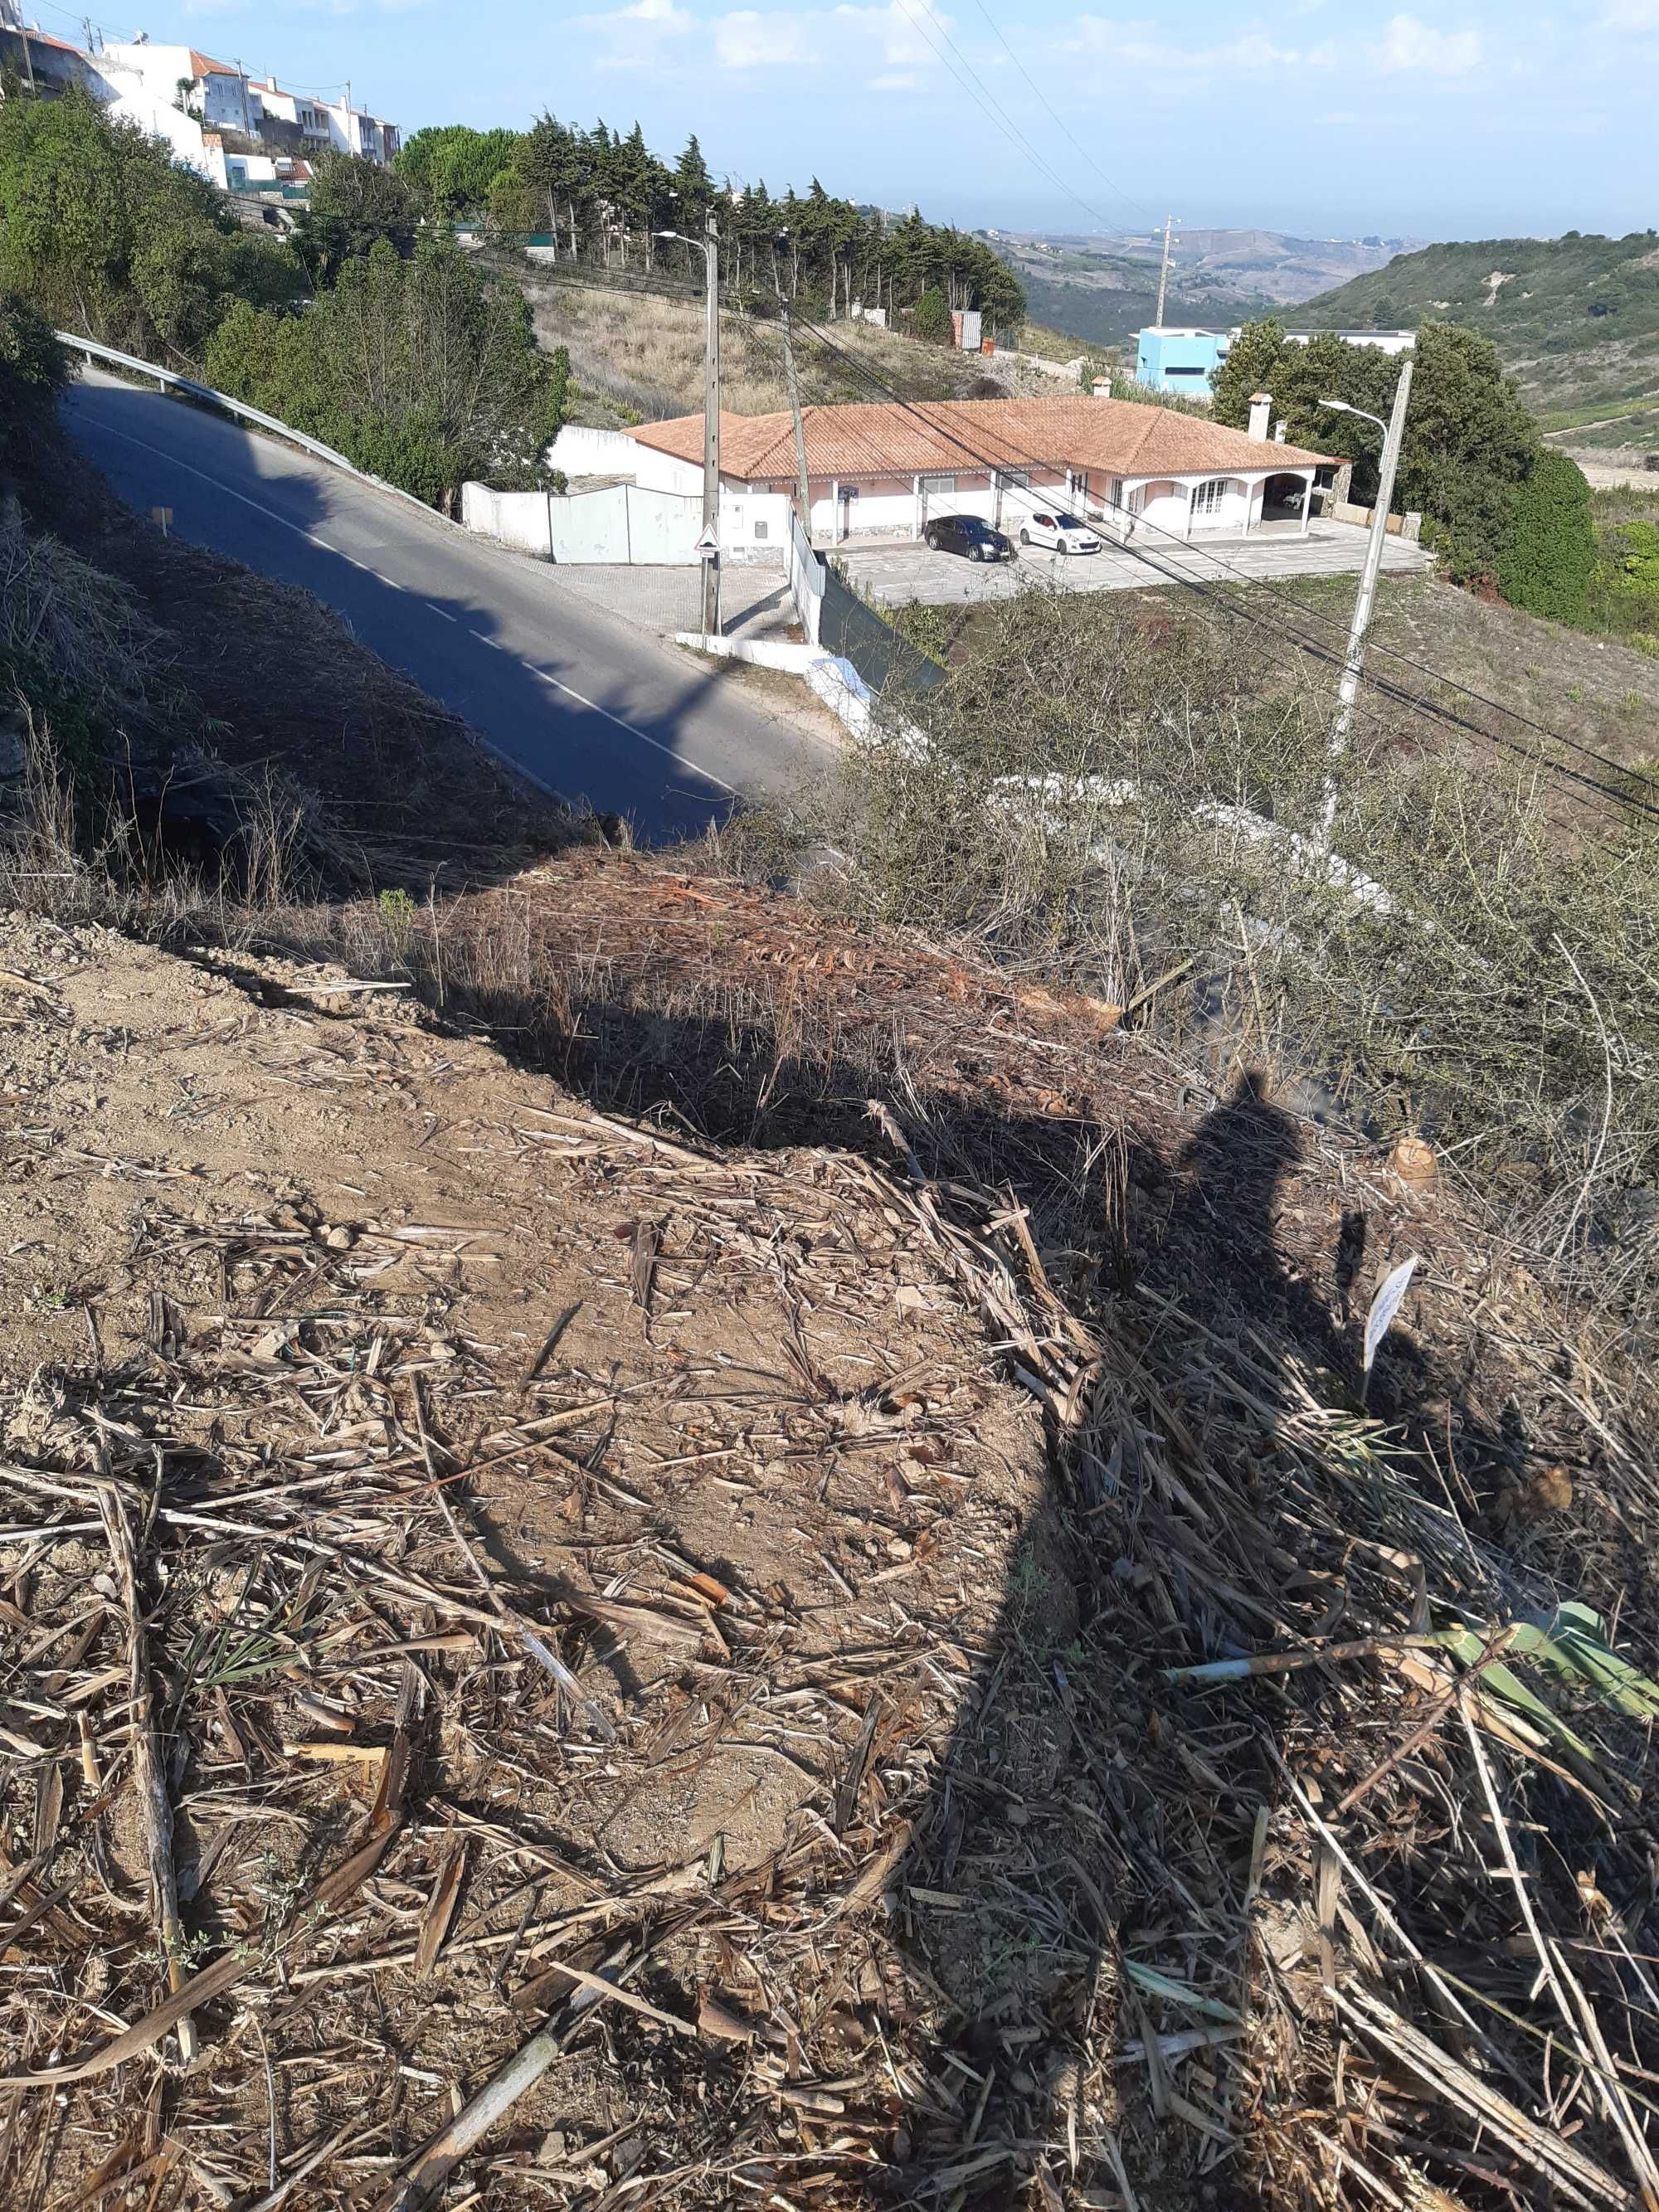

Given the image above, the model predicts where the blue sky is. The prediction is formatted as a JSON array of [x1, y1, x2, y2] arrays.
[[62, 0, 1659, 241]]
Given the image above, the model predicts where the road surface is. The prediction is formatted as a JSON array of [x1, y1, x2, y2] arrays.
[[62, 369, 832, 841]]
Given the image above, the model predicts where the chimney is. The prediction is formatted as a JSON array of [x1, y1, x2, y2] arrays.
[[1248, 392, 1272, 442], [1092, 373, 1112, 400]]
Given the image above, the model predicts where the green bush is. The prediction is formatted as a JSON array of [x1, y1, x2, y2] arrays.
[[205, 242, 569, 511], [1495, 452, 1597, 621], [911, 287, 952, 345]]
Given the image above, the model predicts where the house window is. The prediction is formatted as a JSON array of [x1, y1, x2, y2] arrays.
[[1109, 478, 1124, 508], [995, 469, 1030, 489], [1190, 477, 1228, 522], [920, 474, 958, 495]]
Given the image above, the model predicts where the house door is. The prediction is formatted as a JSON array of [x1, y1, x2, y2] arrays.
[[838, 484, 858, 542]]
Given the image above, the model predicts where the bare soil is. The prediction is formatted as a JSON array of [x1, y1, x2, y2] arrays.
[[6, 848, 1655, 2210]]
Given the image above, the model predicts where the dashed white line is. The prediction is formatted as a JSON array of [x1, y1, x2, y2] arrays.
[[425, 601, 457, 621], [75, 409, 737, 798], [527, 664, 736, 793]]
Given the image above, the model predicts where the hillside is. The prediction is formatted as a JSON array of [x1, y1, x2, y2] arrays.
[[987, 226, 1415, 351], [1296, 230, 1659, 443], [505, 260, 1081, 429], [6, 322, 1659, 2212]]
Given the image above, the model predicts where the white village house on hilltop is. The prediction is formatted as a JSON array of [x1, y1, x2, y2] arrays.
[[0, 21, 397, 193], [543, 391, 1340, 557]]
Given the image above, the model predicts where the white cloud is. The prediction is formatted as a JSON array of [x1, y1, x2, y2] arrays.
[[714, 7, 820, 64], [1374, 12, 1482, 71], [1602, 0, 1659, 22], [1064, 17, 1336, 72], [572, 0, 694, 66], [575, 0, 952, 70], [869, 67, 920, 88]]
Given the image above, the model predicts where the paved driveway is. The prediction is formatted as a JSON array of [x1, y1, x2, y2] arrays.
[[838, 519, 1433, 608]]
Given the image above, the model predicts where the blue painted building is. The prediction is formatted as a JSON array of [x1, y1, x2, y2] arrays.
[[1135, 327, 1232, 396]]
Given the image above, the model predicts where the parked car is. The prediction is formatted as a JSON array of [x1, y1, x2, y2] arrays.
[[923, 514, 1014, 562], [1019, 511, 1101, 555]]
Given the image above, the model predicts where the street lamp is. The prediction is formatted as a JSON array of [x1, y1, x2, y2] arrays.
[[1319, 396, 1389, 438], [656, 218, 722, 638], [1316, 358, 1414, 843]]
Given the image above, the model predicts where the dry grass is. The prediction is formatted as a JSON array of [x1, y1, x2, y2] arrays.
[[2, 903, 1657, 2212], [513, 270, 1082, 430]]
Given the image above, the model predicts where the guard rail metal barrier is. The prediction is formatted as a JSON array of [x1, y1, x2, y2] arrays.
[[54, 330, 451, 527]]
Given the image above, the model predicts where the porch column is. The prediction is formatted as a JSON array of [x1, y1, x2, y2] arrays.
[[1184, 484, 1194, 542], [1240, 479, 1252, 537], [913, 474, 922, 538], [831, 478, 840, 543], [1300, 472, 1313, 536]]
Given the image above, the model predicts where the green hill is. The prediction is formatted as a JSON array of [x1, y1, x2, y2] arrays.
[[1297, 231, 1659, 448]]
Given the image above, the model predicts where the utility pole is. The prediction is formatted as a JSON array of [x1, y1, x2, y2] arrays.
[[774, 236, 812, 539], [1154, 215, 1177, 327], [657, 210, 723, 634], [701, 205, 722, 639], [1321, 352, 1415, 843]]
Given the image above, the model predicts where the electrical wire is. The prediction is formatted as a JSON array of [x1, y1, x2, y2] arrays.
[[885, 0, 1133, 243], [771, 304, 1659, 825], [966, 0, 1159, 229], [778, 303, 1659, 831]]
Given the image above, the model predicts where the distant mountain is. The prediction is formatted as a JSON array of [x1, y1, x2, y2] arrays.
[[987, 225, 1421, 354], [1296, 232, 1659, 445]]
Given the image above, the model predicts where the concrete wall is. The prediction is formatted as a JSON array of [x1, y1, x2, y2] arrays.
[[464, 479, 727, 564], [547, 424, 645, 479]]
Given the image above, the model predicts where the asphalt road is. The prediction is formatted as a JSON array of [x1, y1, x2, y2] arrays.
[[62, 369, 832, 842]]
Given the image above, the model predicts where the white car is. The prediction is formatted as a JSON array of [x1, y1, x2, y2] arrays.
[[1018, 511, 1102, 555]]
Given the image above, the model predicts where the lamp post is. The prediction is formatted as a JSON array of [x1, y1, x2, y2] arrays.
[[1319, 355, 1413, 843], [656, 211, 721, 638]]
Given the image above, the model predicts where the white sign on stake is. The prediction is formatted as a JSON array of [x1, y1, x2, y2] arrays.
[[1363, 1256, 1421, 1379]]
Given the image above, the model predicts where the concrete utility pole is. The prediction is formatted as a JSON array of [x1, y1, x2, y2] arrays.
[[1320, 351, 1415, 842], [773, 235, 812, 537], [701, 207, 722, 638], [1154, 215, 1178, 326], [659, 211, 722, 637]]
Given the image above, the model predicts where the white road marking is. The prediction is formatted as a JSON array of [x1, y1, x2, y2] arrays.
[[528, 665, 737, 793], [73, 410, 736, 798], [425, 602, 457, 621]]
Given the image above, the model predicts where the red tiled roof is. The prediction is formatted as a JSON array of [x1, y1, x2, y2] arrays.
[[3, 25, 84, 51], [631, 396, 1337, 483], [189, 48, 241, 77]]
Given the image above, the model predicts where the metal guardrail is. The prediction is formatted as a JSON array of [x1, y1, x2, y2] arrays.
[[54, 329, 452, 527]]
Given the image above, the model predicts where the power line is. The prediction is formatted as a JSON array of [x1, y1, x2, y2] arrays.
[[483, 243, 1658, 827], [966, 0, 1158, 230], [885, 0, 1131, 243], [770, 306, 1659, 829]]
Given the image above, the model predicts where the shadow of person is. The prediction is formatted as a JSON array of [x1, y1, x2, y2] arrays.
[[874, 1072, 1355, 2208]]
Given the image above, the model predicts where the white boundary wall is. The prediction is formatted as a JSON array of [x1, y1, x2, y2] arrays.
[[465, 480, 708, 563], [547, 424, 647, 477]]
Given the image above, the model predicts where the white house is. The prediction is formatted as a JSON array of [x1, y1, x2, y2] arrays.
[[246, 78, 332, 154], [314, 94, 399, 165], [551, 394, 1340, 557]]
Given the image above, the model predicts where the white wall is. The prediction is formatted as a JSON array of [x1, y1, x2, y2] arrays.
[[462, 482, 552, 557], [464, 480, 727, 564], [547, 424, 645, 478], [634, 445, 702, 497]]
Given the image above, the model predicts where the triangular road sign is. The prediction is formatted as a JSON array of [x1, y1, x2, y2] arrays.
[[693, 527, 720, 557]]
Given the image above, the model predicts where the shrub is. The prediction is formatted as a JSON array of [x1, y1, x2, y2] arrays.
[[911, 288, 952, 346], [1496, 451, 1597, 621]]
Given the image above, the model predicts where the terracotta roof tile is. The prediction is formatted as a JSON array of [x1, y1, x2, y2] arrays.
[[189, 47, 241, 77], [630, 396, 1337, 484]]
